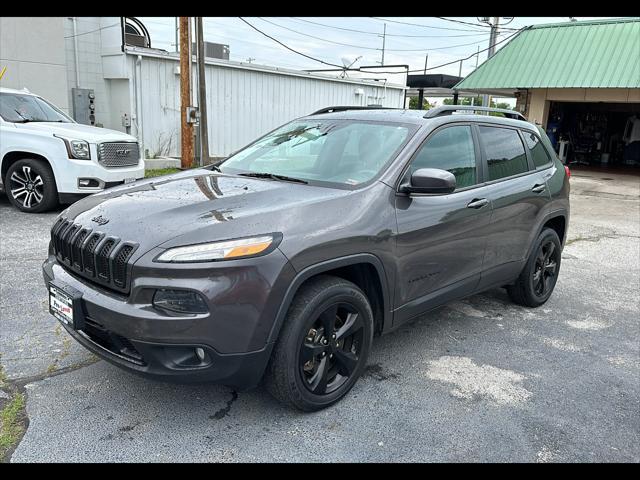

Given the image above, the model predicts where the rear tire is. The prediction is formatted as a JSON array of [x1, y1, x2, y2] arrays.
[[507, 228, 562, 307], [5, 159, 58, 213], [264, 275, 374, 411]]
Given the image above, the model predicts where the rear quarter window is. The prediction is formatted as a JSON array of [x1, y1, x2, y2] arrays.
[[523, 130, 553, 169]]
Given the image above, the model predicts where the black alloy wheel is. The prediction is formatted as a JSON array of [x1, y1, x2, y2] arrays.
[[299, 302, 365, 395], [507, 228, 562, 307], [265, 275, 374, 411], [532, 240, 558, 298]]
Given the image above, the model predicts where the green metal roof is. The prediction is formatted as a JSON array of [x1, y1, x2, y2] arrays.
[[455, 18, 640, 90]]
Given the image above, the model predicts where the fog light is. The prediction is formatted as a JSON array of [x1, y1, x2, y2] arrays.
[[152, 289, 209, 314], [195, 348, 205, 361], [78, 178, 100, 188]]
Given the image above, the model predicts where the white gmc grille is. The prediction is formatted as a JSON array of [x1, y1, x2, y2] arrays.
[[97, 142, 140, 168]]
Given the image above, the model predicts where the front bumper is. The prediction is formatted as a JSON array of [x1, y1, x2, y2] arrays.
[[42, 248, 295, 388], [55, 156, 145, 195]]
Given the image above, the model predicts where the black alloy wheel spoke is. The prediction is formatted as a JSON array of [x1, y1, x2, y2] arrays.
[[545, 260, 557, 275], [544, 242, 556, 263], [319, 304, 338, 337], [300, 342, 326, 364], [309, 357, 331, 394], [333, 349, 358, 376], [335, 312, 363, 341]]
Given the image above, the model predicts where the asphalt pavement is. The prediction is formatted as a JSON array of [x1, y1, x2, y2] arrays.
[[1, 169, 638, 462]]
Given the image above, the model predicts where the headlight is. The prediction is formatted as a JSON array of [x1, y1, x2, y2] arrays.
[[55, 135, 91, 160], [155, 234, 277, 263]]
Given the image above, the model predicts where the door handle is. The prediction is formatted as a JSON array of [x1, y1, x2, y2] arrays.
[[532, 184, 546, 193], [467, 198, 489, 209]]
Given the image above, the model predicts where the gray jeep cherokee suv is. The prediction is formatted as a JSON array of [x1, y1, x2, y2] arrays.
[[43, 105, 570, 411]]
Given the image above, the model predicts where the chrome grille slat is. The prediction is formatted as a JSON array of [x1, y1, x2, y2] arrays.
[[50, 218, 137, 294], [98, 142, 140, 168]]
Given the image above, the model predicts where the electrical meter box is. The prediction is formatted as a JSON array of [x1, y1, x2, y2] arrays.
[[71, 88, 96, 126]]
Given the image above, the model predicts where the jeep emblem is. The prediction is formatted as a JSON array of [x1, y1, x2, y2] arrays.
[[91, 215, 109, 226]]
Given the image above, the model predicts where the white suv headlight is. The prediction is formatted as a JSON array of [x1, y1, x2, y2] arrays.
[[55, 135, 91, 160], [155, 235, 277, 263]]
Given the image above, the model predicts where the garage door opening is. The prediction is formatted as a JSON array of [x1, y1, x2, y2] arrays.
[[546, 102, 640, 173]]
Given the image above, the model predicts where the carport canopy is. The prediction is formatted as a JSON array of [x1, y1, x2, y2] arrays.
[[454, 18, 640, 95]]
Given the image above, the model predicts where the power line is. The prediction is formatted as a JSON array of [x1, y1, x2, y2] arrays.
[[381, 34, 509, 52], [238, 17, 345, 69], [288, 17, 494, 38], [256, 17, 505, 53], [64, 22, 120, 39], [435, 17, 519, 31], [365, 26, 529, 74], [256, 17, 381, 50], [370, 17, 487, 32], [240, 17, 527, 76]]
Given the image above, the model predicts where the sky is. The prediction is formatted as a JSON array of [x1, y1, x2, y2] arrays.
[[137, 17, 617, 105]]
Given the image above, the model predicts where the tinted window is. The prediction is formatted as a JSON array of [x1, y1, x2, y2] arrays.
[[221, 120, 414, 187], [410, 125, 477, 189], [523, 131, 552, 168], [479, 126, 529, 181]]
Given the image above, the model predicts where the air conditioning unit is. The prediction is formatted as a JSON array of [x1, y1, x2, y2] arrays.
[[192, 42, 230, 60]]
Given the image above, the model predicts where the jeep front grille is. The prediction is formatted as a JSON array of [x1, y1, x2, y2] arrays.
[[97, 142, 140, 168], [50, 218, 138, 294]]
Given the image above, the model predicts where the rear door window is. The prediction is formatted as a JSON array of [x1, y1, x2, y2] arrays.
[[523, 130, 553, 169], [478, 126, 529, 181]]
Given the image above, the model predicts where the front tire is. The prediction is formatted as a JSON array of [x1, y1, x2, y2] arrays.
[[507, 228, 562, 307], [5, 159, 58, 213], [264, 275, 374, 411]]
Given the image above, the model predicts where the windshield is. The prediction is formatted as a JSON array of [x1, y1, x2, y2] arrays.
[[0, 92, 74, 123], [220, 119, 415, 187]]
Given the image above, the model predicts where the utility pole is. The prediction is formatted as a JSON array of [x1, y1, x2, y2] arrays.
[[481, 16, 501, 108], [423, 54, 428, 74], [380, 23, 386, 66], [179, 16, 194, 168], [196, 17, 210, 166], [174, 17, 179, 53]]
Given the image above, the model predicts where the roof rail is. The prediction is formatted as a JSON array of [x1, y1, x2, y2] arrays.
[[424, 105, 526, 121], [311, 105, 394, 115]]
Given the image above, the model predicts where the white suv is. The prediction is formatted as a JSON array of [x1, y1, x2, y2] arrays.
[[0, 87, 145, 213]]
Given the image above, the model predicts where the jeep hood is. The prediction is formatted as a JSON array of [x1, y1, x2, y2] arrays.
[[61, 169, 349, 255]]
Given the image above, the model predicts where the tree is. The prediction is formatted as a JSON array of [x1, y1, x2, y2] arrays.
[[409, 97, 434, 110], [443, 97, 474, 106]]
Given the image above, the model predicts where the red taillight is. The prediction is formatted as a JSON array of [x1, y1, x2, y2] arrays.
[[564, 166, 571, 178]]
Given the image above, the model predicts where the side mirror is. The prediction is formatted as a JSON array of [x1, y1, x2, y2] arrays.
[[400, 168, 456, 195]]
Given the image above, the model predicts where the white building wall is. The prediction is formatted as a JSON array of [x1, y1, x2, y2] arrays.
[[3, 17, 407, 159], [0, 17, 70, 113], [63, 16, 115, 127], [126, 50, 406, 158]]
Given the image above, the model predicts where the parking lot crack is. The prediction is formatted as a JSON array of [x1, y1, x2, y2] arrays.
[[209, 391, 238, 420]]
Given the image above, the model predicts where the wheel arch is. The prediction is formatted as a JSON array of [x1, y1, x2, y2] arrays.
[[1, 150, 54, 185], [267, 254, 392, 345], [526, 210, 568, 259]]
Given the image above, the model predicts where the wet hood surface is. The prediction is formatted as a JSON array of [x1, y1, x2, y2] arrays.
[[61, 169, 348, 255]]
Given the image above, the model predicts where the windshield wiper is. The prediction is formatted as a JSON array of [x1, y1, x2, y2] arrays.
[[237, 172, 308, 184], [13, 109, 33, 123]]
